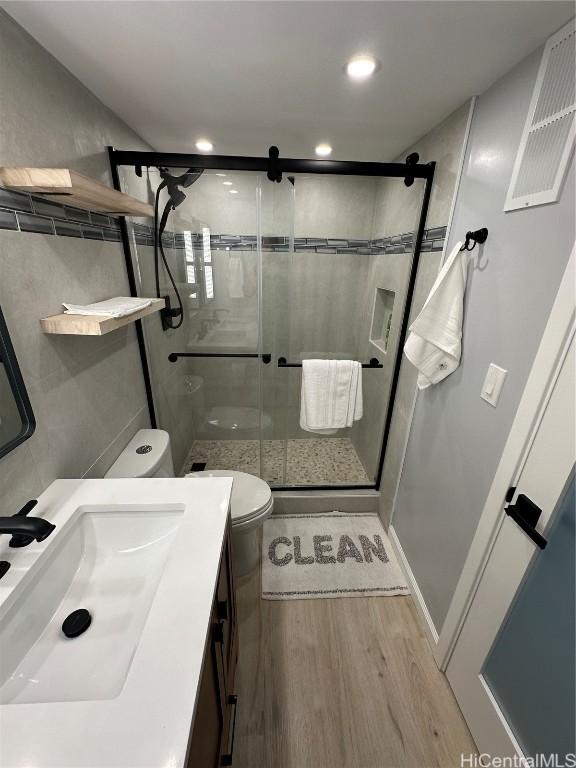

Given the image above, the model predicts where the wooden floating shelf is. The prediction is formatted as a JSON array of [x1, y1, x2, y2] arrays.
[[40, 298, 165, 336], [0, 167, 153, 218]]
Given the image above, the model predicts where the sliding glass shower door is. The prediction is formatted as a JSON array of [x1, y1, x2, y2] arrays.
[[258, 172, 427, 488], [259, 176, 294, 485], [127, 168, 265, 476], [123, 164, 429, 489]]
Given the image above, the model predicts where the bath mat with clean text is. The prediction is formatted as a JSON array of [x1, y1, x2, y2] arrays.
[[261, 512, 409, 600]]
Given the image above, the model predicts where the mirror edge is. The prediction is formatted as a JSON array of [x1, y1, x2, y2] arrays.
[[0, 304, 36, 460]]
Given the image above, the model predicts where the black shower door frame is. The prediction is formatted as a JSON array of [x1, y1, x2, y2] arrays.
[[108, 146, 436, 492]]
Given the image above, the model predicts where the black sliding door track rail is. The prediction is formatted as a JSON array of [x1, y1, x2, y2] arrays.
[[108, 145, 436, 492], [109, 149, 434, 180]]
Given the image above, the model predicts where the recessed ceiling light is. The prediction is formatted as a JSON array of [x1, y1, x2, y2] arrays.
[[195, 139, 213, 152], [215, 173, 226, 177], [223, 181, 233, 186], [346, 55, 377, 80], [315, 143, 332, 157], [229, 189, 239, 194]]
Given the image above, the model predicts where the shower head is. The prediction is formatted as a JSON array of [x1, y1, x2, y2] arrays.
[[159, 167, 203, 208], [153, 166, 204, 332], [166, 182, 186, 209]]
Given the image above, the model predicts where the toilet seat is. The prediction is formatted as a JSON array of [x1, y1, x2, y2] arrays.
[[187, 470, 273, 526]]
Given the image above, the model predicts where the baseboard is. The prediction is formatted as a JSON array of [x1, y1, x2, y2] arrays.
[[388, 524, 439, 648]]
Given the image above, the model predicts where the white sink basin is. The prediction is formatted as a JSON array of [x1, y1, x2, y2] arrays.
[[0, 478, 232, 768], [0, 505, 183, 704]]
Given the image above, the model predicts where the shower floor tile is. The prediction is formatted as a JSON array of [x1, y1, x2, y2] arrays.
[[182, 438, 371, 486]]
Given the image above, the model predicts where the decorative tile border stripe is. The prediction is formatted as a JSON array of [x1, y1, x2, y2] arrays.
[[0, 186, 446, 254], [129, 227, 447, 254], [0, 187, 122, 242]]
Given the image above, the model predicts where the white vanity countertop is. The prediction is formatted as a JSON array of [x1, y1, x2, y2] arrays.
[[0, 477, 233, 768]]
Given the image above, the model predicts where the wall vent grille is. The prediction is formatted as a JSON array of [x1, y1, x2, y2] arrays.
[[505, 19, 575, 211]]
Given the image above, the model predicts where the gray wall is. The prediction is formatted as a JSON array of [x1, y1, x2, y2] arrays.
[[392, 47, 575, 631], [0, 11, 152, 512]]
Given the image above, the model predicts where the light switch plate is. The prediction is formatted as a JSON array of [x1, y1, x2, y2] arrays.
[[481, 364, 508, 407]]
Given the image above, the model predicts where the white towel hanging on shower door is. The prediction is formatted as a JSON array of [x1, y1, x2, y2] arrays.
[[300, 359, 363, 433]]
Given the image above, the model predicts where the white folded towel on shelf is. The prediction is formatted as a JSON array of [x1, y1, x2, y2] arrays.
[[228, 254, 245, 298], [404, 240, 468, 389], [62, 297, 153, 318], [300, 359, 363, 434]]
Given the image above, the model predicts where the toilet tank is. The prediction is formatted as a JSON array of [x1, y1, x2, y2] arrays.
[[104, 429, 175, 478]]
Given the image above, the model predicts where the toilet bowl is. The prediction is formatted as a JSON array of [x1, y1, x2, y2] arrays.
[[187, 469, 273, 576], [106, 430, 271, 575]]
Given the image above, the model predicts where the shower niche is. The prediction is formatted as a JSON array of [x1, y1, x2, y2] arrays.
[[369, 287, 395, 354]]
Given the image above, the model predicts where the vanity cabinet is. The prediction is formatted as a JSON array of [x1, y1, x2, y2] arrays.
[[187, 524, 239, 767]]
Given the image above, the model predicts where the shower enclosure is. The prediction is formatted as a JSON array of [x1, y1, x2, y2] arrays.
[[109, 148, 434, 490]]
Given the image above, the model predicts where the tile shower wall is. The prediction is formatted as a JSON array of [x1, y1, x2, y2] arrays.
[[372, 103, 472, 236], [353, 102, 472, 510], [0, 11, 152, 511]]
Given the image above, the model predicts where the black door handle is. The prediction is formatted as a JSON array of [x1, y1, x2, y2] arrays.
[[221, 694, 238, 767], [505, 493, 547, 550], [217, 599, 229, 621]]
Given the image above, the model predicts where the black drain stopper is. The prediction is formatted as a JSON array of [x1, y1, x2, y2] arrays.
[[62, 608, 92, 638]]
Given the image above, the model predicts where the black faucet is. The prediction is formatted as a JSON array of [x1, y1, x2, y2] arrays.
[[0, 500, 55, 548]]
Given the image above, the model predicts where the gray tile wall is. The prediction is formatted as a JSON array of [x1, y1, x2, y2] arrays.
[[372, 102, 472, 238], [0, 11, 152, 511], [367, 102, 472, 520], [350, 250, 413, 479]]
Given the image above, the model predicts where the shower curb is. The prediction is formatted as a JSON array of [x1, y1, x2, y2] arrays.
[[272, 490, 379, 515]]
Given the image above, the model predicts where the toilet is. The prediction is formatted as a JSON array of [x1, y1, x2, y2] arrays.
[[105, 428, 175, 478], [106, 428, 273, 576], [187, 470, 274, 576]]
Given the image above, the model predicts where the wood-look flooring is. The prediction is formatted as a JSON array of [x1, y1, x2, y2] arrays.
[[233, 550, 477, 768]]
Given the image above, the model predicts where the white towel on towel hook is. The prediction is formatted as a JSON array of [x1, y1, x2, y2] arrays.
[[300, 359, 363, 433], [404, 240, 468, 389]]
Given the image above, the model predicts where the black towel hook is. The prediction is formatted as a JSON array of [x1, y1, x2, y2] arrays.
[[460, 228, 488, 252]]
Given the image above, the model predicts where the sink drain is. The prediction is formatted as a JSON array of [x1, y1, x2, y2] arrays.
[[62, 608, 92, 638]]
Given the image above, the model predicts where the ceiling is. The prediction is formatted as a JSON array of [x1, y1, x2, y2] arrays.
[[4, 1, 574, 161]]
